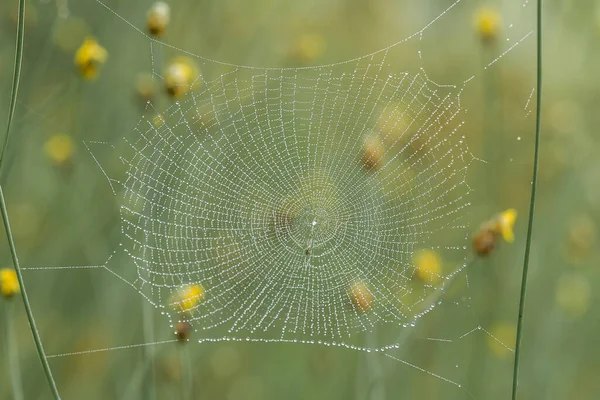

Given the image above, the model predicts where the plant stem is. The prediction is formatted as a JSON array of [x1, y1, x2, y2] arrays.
[[180, 345, 193, 400], [511, 1, 542, 399], [0, 188, 61, 399], [142, 300, 156, 400], [4, 300, 24, 400], [0, 0, 61, 398]]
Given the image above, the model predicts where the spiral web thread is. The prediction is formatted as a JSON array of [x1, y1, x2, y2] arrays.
[[23, 0, 537, 390]]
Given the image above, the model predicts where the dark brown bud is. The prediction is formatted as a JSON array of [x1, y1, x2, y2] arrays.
[[473, 229, 497, 256], [175, 321, 191, 342]]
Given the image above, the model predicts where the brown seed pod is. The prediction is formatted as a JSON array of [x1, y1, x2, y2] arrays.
[[348, 281, 374, 312], [175, 321, 191, 342], [473, 228, 497, 256]]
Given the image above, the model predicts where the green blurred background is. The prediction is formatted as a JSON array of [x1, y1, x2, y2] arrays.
[[0, 0, 599, 399]]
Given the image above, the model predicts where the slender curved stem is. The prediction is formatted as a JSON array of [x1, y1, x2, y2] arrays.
[[511, 1, 542, 399], [1, 0, 61, 398]]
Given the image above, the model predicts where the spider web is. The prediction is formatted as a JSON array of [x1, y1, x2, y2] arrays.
[[19, 0, 537, 394]]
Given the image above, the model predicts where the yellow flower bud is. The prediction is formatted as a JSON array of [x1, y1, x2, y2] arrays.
[[74, 37, 108, 79], [0, 268, 20, 298], [413, 249, 442, 283], [147, 2, 170, 37], [474, 8, 502, 42], [45, 134, 74, 165]]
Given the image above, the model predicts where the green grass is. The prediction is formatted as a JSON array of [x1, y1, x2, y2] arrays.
[[512, 0, 543, 399]]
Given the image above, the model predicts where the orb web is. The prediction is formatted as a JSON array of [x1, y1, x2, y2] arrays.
[[116, 43, 474, 348]]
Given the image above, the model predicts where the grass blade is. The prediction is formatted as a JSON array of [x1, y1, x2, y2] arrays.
[[511, 0, 543, 398]]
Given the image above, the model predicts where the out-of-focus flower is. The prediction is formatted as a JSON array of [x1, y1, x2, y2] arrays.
[[74, 37, 108, 79], [172, 284, 205, 313], [44, 133, 74, 165], [348, 281, 373, 312], [293, 33, 326, 64], [0, 268, 20, 298], [362, 135, 384, 170], [474, 7, 502, 43], [147, 1, 170, 37], [555, 273, 591, 317], [494, 209, 517, 243], [153, 114, 165, 127], [175, 321, 191, 342], [473, 209, 517, 256], [487, 322, 515, 358], [564, 215, 596, 264], [165, 57, 200, 98], [136, 72, 156, 103], [413, 249, 442, 283]]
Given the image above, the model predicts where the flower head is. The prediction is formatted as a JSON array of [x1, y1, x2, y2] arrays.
[[348, 280, 373, 312], [172, 284, 205, 313], [165, 57, 200, 98], [147, 2, 170, 37], [136, 72, 156, 103], [74, 37, 108, 79], [45, 133, 74, 165], [0, 268, 20, 298], [473, 208, 518, 256], [293, 33, 326, 64], [362, 135, 384, 170], [413, 249, 442, 283], [494, 208, 517, 243], [175, 321, 191, 342], [474, 8, 502, 42]]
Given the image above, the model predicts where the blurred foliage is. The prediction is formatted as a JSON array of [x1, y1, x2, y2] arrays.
[[0, 0, 599, 399]]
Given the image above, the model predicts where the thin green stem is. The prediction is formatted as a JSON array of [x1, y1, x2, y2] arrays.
[[4, 300, 24, 400], [180, 345, 193, 400], [511, 0, 542, 399], [0, 188, 60, 399], [142, 300, 156, 400], [1, 0, 24, 166], [0, 0, 61, 399]]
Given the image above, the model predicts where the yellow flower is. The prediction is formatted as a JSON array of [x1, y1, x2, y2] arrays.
[[487, 322, 515, 358], [293, 33, 326, 64], [494, 209, 517, 243], [474, 8, 502, 42], [173, 284, 205, 313], [362, 135, 384, 170], [564, 216, 596, 264], [413, 249, 442, 283], [473, 209, 518, 256], [147, 1, 170, 37], [165, 57, 200, 98], [152, 114, 165, 127], [136, 72, 156, 103], [74, 37, 108, 79], [0, 268, 20, 298], [348, 280, 373, 312], [45, 133, 74, 165]]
